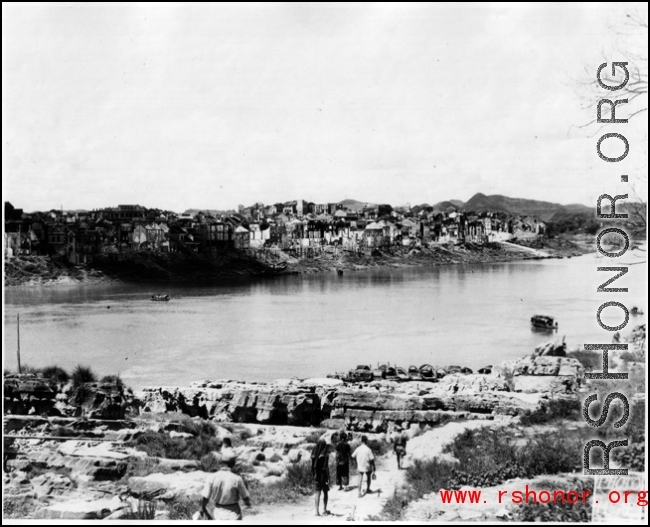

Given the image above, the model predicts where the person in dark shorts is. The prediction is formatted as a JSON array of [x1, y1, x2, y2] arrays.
[[335, 432, 352, 490], [311, 438, 331, 516], [393, 431, 408, 470]]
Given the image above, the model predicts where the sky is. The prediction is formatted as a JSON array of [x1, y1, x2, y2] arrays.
[[2, 2, 648, 212]]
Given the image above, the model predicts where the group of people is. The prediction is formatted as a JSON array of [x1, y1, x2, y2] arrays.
[[311, 433, 376, 516], [198, 431, 409, 520], [311, 431, 408, 516]]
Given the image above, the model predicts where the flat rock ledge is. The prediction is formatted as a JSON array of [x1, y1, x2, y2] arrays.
[[138, 355, 584, 432]]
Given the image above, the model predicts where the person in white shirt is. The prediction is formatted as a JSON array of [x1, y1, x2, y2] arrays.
[[351, 435, 376, 497], [201, 453, 251, 521]]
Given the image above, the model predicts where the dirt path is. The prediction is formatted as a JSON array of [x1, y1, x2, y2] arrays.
[[243, 454, 404, 524], [242, 420, 493, 524]]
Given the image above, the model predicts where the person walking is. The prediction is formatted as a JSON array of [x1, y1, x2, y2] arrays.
[[393, 431, 408, 470], [311, 438, 331, 516], [335, 432, 352, 491], [351, 435, 375, 497], [200, 453, 251, 521]]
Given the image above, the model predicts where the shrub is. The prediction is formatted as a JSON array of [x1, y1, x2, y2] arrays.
[[501, 366, 516, 391], [283, 461, 313, 494], [100, 374, 124, 389], [72, 383, 93, 405], [166, 496, 196, 520], [242, 460, 314, 507], [71, 365, 97, 386], [3, 498, 37, 519], [406, 458, 456, 495], [567, 350, 602, 371], [612, 442, 645, 472], [199, 453, 220, 473], [178, 417, 216, 438], [41, 366, 70, 387], [239, 429, 254, 441], [367, 437, 389, 457], [399, 426, 584, 503], [519, 398, 581, 426], [127, 428, 222, 461], [513, 478, 593, 522]]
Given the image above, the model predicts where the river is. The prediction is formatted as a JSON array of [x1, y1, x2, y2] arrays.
[[4, 250, 646, 390]]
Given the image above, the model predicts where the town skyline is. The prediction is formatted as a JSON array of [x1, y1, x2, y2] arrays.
[[3, 3, 647, 213], [6, 190, 597, 216]]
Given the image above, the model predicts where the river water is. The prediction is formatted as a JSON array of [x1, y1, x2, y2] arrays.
[[4, 251, 646, 390]]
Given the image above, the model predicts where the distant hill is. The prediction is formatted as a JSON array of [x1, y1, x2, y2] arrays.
[[464, 193, 591, 222], [432, 200, 464, 211], [183, 208, 227, 216], [338, 199, 376, 212]]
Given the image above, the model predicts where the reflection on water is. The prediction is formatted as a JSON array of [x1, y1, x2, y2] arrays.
[[4, 252, 646, 390]]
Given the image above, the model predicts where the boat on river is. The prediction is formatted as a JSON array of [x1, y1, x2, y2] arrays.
[[151, 294, 171, 302], [531, 314, 558, 330]]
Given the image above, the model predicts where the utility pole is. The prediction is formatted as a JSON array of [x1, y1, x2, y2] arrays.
[[17, 313, 22, 374]]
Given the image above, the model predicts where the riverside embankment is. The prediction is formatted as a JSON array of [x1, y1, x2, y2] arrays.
[[5, 237, 589, 287]]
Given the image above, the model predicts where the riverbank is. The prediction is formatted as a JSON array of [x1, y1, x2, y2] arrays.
[[4, 236, 592, 287], [3, 324, 645, 521], [5, 333, 645, 521]]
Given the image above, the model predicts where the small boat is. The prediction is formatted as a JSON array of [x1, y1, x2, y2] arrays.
[[151, 294, 171, 302], [407, 365, 423, 381], [435, 367, 448, 379], [630, 306, 644, 316], [419, 364, 437, 381], [344, 364, 373, 382], [394, 367, 410, 382], [531, 314, 558, 330]]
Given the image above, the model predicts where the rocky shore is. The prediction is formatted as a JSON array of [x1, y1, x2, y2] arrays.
[[5, 236, 590, 287], [4, 337, 589, 520]]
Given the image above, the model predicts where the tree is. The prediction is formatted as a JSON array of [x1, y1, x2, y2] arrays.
[[574, 8, 647, 241]]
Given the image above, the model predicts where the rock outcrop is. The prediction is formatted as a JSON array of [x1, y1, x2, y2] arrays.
[[139, 381, 322, 426], [533, 338, 567, 357], [138, 371, 551, 433], [4, 375, 138, 420]]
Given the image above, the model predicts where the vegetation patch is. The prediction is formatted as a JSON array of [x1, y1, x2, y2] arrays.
[[519, 397, 581, 426], [127, 428, 222, 461], [512, 477, 593, 522], [379, 426, 587, 521]]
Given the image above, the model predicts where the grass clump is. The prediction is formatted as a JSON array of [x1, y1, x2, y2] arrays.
[[127, 419, 222, 461], [122, 499, 157, 520], [243, 461, 313, 507]]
